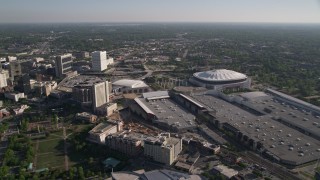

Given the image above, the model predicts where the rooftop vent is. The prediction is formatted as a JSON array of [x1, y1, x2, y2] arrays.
[[280, 141, 285, 145]]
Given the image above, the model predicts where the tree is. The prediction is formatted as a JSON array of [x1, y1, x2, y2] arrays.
[[19, 175, 25, 180], [4, 149, 15, 165], [78, 166, 85, 180], [0, 122, 9, 133], [88, 157, 94, 164], [21, 119, 28, 131], [69, 168, 74, 180], [0, 166, 9, 177]]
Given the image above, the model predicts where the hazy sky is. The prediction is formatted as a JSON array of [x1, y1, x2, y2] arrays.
[[0, 0, 320, 23]]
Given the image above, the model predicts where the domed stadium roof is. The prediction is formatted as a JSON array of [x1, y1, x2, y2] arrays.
[[112, 79, 148, 88], [193, 69, 247, 82]]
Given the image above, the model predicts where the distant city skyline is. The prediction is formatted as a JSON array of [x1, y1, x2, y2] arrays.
[[0, 0, 320, 23]]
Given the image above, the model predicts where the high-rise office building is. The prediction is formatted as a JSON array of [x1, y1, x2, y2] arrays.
[[9, 61, 22, 81], [93, 81, 109, 109], [91, 51, 113, 72], [55, 54, 73, 78], [0, 71, 8, 88], [72, 76, 109, 110], [16, 74, 31, 94]]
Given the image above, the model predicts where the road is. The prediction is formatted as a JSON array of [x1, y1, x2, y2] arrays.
[[29, 41, 49, 55], [183, 49, 188, 59], [139, 65, 153, 80]]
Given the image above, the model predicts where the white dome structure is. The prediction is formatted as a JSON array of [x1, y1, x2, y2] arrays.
[[113, 79, 148, 89], [112, 79, 150, 94], [193, 69, 247, 83], [189, 69, 251, 90]]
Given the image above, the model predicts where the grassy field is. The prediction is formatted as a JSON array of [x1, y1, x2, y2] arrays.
[[32, 125, 93, 170], [37, 153, 65, 169], [37, 138, 64, 154], [33, 130, 66, 170]]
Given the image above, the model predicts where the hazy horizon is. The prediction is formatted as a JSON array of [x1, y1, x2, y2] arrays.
[[0, 0, 320, 23]]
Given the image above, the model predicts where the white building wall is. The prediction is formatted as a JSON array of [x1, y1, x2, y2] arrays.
[[5, 93, 25, 102], [55, 54, 73, 77], [0, 57, 6, 63], [93, 81, 109, 109], [92, 51, 108, 71], [143, 138, 181, 165], [0, 72, 7, 88], [7, 56, 17, 62], [99, 126, 117, 143], [107, 57, 114, 65]]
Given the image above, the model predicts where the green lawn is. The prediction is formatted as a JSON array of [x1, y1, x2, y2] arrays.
[[50, 130, 64, 137], [33, 133, 66, 170], [37, 153, 65, 169], [31, 126, 95, 171], [72, 124, 94, 132], [37, 138, 64, 154]]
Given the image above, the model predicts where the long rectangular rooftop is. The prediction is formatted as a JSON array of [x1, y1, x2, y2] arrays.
[[89, 122, 115, 134], [241, 92, 320, 140], [267, 88, 320, 113], [138, 97, 196, 130], [190, 94, 320, 165]]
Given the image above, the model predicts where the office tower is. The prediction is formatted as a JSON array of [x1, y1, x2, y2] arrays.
[[72, 77, 109, 110], [16, 74, 31, 94], [9, 61, 22, 81], [55, 54, 73, 78], [0, 71, 8, 88], [91, 51, 113, 72], [93, 81, 109, 109]]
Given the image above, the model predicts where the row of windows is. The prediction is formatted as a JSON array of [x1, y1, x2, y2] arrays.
[[62, 58, 72, 63]]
